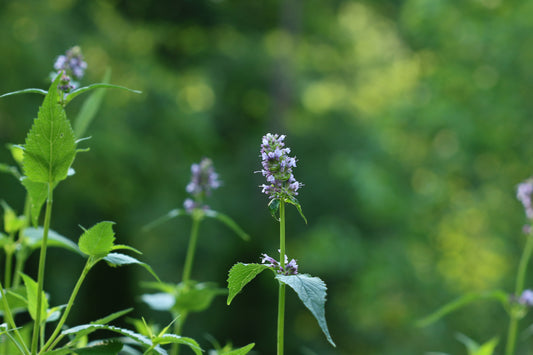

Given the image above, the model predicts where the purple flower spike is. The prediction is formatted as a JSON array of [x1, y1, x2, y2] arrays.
[[261, 252, 299, 275], [518, 179, 533, 220], [259, 133, 302, 202], [52, 46, 87, 92], [183, 158, 220, 213], [519, 289, 533, 306]]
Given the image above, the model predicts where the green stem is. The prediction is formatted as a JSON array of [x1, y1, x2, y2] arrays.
[[41, 257, 93, 353], [505, 232, 533, 355], [182, 214, 201, 283], [13, 194, 32, 288], [5, 233, 14, 289], [170, 312, 187, 355], [0, 279, 30, 354], [277, 201, 286, 355], [31, 186, 53, 355]]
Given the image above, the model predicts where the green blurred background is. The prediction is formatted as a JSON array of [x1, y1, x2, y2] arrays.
[[1, 0, 533, 354]]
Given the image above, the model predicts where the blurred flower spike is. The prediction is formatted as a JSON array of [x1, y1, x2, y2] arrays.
[[260, 133, 302, 202], [517, 178, 533, 233], [261, 252, 299, 275], [519, 289, 533, 306], [183, 157, 221, 213], [51, 45, 87, 92]]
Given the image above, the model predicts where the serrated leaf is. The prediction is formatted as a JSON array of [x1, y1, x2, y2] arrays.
[[220, 343, 255, 355], [103, 252, 160, 281], [62, 324, 164, 355], [173, 282, 226, 313], [73, 68, 111, 137], [47, 341, 123, 355], [65, 83, 141, 106], [92, 308, 133, 326], [21, 273, 48, 323], [25, 227, 81, 255], [276, 274, 335, 347], [416, 290, 509, 328], [227, 263, 270, 305], [204, 210, 250, 241], [23, 74, 77, 184], [78, 221, 116, 257], [21, 177, 48, 226], [153, 334, 202, 355]]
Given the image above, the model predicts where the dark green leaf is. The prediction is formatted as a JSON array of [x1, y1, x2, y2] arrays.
[[21, 177, 48, 226], [153, 334, 202, 355], [173, 281, 226, 313], [0, 285, 28, 315], [227, 263, 270, 305], [65, 83, 141, 105], [21, 273, 48, 323], [276, 274, 335, 347], [23, 73, 77, 184], [220, 343, 255, 355], [286, 196, 307, 224], [0, 88, 48, 99], [204, 210, 250, 241], [78, 221, 116, 258], [92, 308, 133, 326], [268, 199, 280, 221], [103, 252, 160, 281], [46, 341, 123, 355], [416, 290, 509, 328]]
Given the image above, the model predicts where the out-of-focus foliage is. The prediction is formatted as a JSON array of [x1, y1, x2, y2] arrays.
[[1, 0, 533, 354]]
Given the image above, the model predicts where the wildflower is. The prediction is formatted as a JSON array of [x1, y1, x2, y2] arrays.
[[259, 133, 302, 202], [519, 289, 533, 306], [261, 252, 299, 275], [183, 158, 220, 212], [517, 179, 533, 219], [51, 46, 87, 92]]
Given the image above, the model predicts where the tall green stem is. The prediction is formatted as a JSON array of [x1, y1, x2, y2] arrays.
[[0, 279, 30, 354], [31, 186, 53, 355], [505, 232, 533, 355], [277, 201, 286, 355], [41, 258, 93, 353], [4, 233, 14, 289], [170, 312, 187, 355], [182, 214, 201, 283]]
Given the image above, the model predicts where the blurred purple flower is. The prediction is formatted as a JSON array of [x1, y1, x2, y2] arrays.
[[517, 179, 533, 219], [519, 289, 533, 306], [183, 158, 220, 212], [259, 133, 302, 201], [52, 46, 87, 92]]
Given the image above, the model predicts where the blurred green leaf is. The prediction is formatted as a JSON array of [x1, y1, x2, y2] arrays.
[[142, 209, 188, 232], [65, 83, 141, 106], [204, 209, 250, 240], [0, 88, 48, 99], [455, 333, 499, 355], [25, 227, 81, 255], [103, 252, 160, 281]]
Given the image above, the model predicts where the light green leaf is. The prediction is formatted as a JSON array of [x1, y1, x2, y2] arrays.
[[417, 290, 509, 328], [62, 324, 164, 355], [92, 308, 133, 326], [0, 88, 48, 99], [455, 333, 499, 355], [7, 144, 24, 166], [227, 263, 270, 305], [65, 83, 141, 106], [153, 334, 202, 355], [103, 252, 160, 281], [1, 200, 25, 233], [25, 227, 81, 255], [174, 281, 226, 313], [0, 285, 28, 315], [0, 163, 20, 179], [78, 221, 116, 258], [23, 73, 77, 184], [276, 274, 335, 347], [204, 210, 250, 241], [21, 273, 48, 323], [141, 293, 175, 311], [21, 177, 48, 226], [73, 68, 111, 137], [220, 343, 255, 355]]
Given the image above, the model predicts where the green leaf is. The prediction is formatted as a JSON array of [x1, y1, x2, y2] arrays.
[[286, 196, 307, 224], [21, 177, 48, 226], [62, 324, 165, 355], [1, 200, 25, 233], [103, 252, 160, 281], [142, 208, 188, 231], [46, 341, 123, 355], [268, 199, 280, 221], [73, 68, 111, 137], [25, 227, 82, 255], [0, 88, 48, 99], [227, 263, 270, 305], [153, 334, 203, 355], [7, 144, 24, 166], [455, 333, 499, 355], [276, 274, 335, 347], [21, 273, 48, 323], [23, 73, 77, 184], [0, 163, 20, 179], [141, 293, 175, 311], [92, 308, 133, 326], [78, 221, 116, 258], [204, 210, 250, 241], [0, 285, 28, 315], [416, 290, 509, 328], [174, 281, 226, 313], [220, 343, 255, 355], [65, 83, 142, 106]]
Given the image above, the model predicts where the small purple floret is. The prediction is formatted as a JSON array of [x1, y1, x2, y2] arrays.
[[259, 133, 302, 201], [261, 252, 299, 275], [52, 46, 87, 92], [517, 179, 533, 219], [519, 289, 533, 306], [183, 158, 220, 213]]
